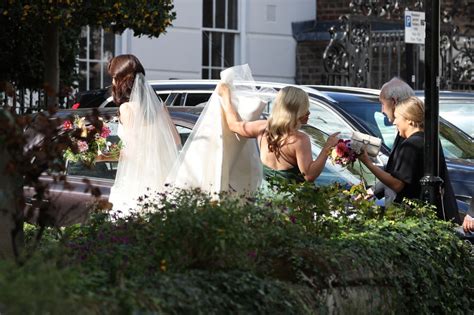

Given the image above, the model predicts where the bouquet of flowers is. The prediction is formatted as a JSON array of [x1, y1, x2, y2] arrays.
[[63, 116, 121, 166], [329, 139, 357, 167]]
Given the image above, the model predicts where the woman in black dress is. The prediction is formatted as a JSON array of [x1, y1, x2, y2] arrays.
[[359, 96, 460, 223]]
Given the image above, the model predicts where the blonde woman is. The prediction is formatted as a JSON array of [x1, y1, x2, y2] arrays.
[[359, 96, 460, 223], [218, 83, 339, 183]]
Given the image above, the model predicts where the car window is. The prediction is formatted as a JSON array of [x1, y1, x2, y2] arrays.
[[184, 93, 212, 107], [439, 100, 474, 138], [300, 125, 364, 187], [343, 102, 474, 161], [175, 124, 193, 145], [374, 111, 397, 148], [67, 119, 121, 179], [67, 161, 118, 179], [157, 93, 170, 103], [171, 93, 184, 106], [67, 119, 195, 179], [439, 122, 474, 161], [267, 97, 354, 139], [307, 100, 354, 139]]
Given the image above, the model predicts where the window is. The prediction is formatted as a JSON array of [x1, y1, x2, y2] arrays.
[[439, 100, 474, 138], [202, 0, 238, 79], [175, 125, 193, 145], [300, 125, 362, 187], [77, 26, 115, 91], [184, 93, 213, 106], [307, 100, 354, 139]]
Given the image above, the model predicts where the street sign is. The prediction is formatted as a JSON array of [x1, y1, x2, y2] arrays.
[[405, 10, 425, 44]]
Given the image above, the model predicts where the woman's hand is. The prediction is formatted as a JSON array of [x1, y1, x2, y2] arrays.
[[463, 215, 474, 233], [358, 149, 371, 165], [217, 83, 230, 98], [323, 132, 340, 151]]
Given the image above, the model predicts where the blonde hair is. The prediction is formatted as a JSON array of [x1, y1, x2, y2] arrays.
[[266, 86, 310, 158], [395, 96, 425, 129]]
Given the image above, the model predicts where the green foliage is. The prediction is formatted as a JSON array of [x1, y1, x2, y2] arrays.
[[0, 1, 176, 90], [0, 17, 80, 91], [3, 183, 474, 313], [0, 1, 176, 35], [0, 255, 85, 314]]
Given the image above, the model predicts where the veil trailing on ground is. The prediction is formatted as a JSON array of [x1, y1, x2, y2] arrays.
[[109, 73, 181, 213], [166, 64, 273, 195]]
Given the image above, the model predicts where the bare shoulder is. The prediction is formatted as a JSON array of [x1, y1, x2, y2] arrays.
[[119, 102, 131, 113], [293, 130, 310, 143], [119, 102, 135, 125], [282, 131, 308, 150]]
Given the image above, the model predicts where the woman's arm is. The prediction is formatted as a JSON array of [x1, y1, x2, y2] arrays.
[[217, 83, 266, 138], [295, 132, 340, 182], [359, 151, 405, 193]]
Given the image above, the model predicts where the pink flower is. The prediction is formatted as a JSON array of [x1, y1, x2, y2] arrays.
[[62, 120, 73, 130], [101, 125, 111, 138], [77, 140, 89, 153]]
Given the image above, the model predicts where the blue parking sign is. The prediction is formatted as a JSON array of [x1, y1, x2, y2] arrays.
[[405, 15, 412, 27]]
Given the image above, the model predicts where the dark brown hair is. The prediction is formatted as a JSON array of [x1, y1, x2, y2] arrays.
[[108, 54, 145, 105]]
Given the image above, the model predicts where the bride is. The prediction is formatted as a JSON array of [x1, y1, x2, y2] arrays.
[[107, 54, 181, 214]]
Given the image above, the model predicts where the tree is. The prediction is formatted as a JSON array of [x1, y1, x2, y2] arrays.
[[0, 0, 176, 106], [0, 0, 176, 260]]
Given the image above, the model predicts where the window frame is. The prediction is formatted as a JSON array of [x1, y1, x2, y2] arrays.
[[202, 0, 239, 79], [77, 26, 115, 91]]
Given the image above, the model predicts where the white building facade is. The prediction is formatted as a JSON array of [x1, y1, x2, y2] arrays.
[[78, 0, 315, 90]]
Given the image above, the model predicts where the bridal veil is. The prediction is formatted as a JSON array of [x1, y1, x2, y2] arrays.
[[109, 73, 180, 212]]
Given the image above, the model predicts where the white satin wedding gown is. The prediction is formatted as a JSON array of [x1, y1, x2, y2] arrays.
[[166, 64, 273, 195]]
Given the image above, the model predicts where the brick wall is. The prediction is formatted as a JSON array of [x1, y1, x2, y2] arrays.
[[317, 0, 351, 21], [295, 41, 328, 85]]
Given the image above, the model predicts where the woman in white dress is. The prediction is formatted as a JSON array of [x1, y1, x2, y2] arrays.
[[107, 54, 181, 215]]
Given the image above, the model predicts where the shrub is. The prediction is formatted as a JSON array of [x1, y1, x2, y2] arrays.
[[3, 183, 473, 313]]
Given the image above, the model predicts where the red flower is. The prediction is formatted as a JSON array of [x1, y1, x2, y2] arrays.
[[335, 140, 348, 156], [62, 120, 73, 130]]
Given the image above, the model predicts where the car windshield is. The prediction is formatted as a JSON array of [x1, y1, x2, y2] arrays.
[[438, 99, 474, 139], [340, 102, 474, 162]]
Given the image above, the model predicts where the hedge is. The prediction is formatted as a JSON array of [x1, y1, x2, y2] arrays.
[[1, 183, 472, 314]]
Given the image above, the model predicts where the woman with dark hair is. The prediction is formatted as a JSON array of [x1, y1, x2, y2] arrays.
[[107, 54, 181, 215]]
